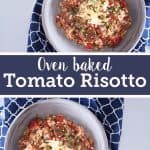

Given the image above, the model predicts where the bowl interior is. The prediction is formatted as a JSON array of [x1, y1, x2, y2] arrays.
[[42, 0, 146, 52], [5, 99, 108, 150]]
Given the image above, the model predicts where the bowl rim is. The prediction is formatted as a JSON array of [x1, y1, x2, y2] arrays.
[[128, 0, 146, 52], [42, 0, 146, 52], [4, 98, 109, 150]]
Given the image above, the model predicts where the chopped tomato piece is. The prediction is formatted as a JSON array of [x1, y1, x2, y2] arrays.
[[120, 0, 128, 8], [111, 36, 122, 45], [85, 43, 94, 49], [56, 115, 64, 122], [109, 0, 113, 5], [28, 119, 39, 129], [111, 14, 117, 20]]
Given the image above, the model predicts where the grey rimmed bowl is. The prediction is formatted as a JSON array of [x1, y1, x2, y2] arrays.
[[42, 0, 146, 52], [5, 98, 109, 150]]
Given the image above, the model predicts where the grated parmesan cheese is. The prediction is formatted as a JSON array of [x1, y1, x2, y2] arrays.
[[40, 140, 73, 150], [77, 0, 109, 25]]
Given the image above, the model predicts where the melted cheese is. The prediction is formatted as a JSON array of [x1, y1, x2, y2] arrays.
[[77, 0, 109, 25], [40, 140, 73, 150], [118, 10, 126, 21], [24, 144, 35, 150]]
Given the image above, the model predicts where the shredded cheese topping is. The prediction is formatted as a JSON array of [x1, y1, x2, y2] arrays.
[[77, 0, 109, 25], [40, 140, 73, 150]]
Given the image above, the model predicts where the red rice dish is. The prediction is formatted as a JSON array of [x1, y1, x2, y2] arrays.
[[56, 0, 132, 50], [19, 115, 94, 150]]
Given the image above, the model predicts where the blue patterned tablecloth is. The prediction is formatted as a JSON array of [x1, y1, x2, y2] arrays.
[[0, 98, 124, 150], [0, 1, 150, 150]]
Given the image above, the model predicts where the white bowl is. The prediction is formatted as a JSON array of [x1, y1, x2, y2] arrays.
[[42, 0, 146, 52], [5, 98, 109, 150]]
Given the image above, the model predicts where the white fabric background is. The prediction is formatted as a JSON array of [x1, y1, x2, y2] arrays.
[[0, 0, 150, 149]]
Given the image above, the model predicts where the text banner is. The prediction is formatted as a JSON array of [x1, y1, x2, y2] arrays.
[[0, 55, 150, 95]]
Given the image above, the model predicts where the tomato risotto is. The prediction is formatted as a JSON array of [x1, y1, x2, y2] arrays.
[[56, 0, 132, 50], [19, 115, 94, 150]]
